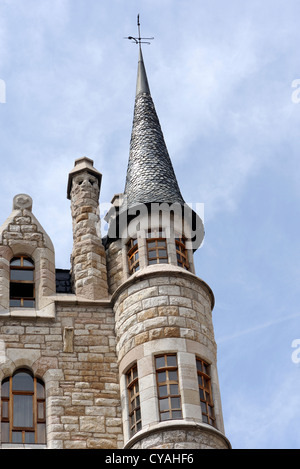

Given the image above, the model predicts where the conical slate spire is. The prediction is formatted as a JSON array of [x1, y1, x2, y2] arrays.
[[136, 45, 150, 95], [123, 45, 185, 209]]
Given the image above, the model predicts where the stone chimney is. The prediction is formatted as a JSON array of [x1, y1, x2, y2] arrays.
[[67, 157, 108, 300]]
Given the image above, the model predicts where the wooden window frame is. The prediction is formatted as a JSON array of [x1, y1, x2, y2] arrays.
[[147, 229, 168, 265], [1, 369, 46, 444], [155, 354, 182, 421], [126, 365, 142, 436], [10, 255, 35, 308], [127, 239, 140, 275], [175, 236, 189, 270], [196, 358, 216, 427]]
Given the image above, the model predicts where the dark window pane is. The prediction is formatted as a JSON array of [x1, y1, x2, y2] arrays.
[[37, 423, 46, 444], [157, 240, 166, 247], [136, 421, 142, 432], [1, 422, 9, 443], [23, 259, 34, 267], [147, 241, 156, 248], [148, 259, 157, 265], [168, 370, 178, 381], [170, 384, 179, 395], [13, 372, 34, 391], [10, 282, 34, 299], [158, 249, 167, 257], [23, 300, 35, 308], [2, 400, 9, 419], [160, 411, 170, 421], [158, 385, 168, 397], [13, 395, 33, 427], [12, 431, 23, 443], [25, 432, 35, 444], [10, 258, 21, 266], [157, 371, 166, 383], [10, 270, 34, 281], [167, 355, 177, 367], [172, 410, 182, 419], [159, 258, 168, 263], [1, 378, 9, 397], [9, 299, 21, 307], [36, 380, 45, 399], [37, 402, 45, 420], [155, 356, 165, 369], [201, 401, 207, 414], [159, 398, 170, 411], [148, 250, 157, 258], [171, 397, 181, 409]]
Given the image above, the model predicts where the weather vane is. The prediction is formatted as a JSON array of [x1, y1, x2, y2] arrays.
[[125, 14, 154, 45]]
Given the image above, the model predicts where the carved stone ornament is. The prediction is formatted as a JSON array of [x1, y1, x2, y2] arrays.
[[13, 193, 33, 211]]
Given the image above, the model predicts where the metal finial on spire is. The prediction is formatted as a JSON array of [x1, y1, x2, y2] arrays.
[[125, 14, 154, 45]]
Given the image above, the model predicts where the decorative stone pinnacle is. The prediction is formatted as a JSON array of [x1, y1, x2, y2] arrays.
[[67, 156, 102, 200], [13, 194, 33, 211]]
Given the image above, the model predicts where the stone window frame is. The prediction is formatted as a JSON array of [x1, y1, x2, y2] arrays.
[[1, 368, 46, 445], [0, 353, 64, 449], [9, 255, 35, 308], [0, 244, 56, 317]]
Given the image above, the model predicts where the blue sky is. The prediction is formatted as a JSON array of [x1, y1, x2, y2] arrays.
[[1, 0, 300, 449]]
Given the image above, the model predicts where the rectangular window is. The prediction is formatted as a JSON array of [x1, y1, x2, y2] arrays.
[[175, 236, 189, 270], [196, 358, 216, 427], [147, 229, 168, 265], [155, 354, 182, 421], [10, 256, 35, 308], [127, 239, 139, 275], [126, 365, 142, 436]]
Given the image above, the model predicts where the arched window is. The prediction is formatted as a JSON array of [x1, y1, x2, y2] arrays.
[[10, 256, 35, 307], [1, 369, 46, 444]]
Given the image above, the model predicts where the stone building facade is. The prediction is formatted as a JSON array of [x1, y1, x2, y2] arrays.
[[0, 44, 231, 449]]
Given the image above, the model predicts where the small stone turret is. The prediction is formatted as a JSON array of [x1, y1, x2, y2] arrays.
[[67, 157, 108, 300]]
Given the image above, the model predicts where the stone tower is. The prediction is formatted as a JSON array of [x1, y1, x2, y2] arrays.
[[105, 43, 231, 449]]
